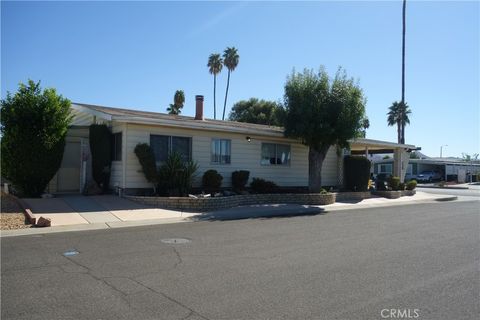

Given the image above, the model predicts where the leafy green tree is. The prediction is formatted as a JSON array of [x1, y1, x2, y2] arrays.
[[1, 80, 72, 197], [222, 47, 239, 120], [228, 98, 285, 126], [284, 67, 366, 192], [387, 101, 411, 144], [167, 90, 185, 115], [207, 54, 223, 119]]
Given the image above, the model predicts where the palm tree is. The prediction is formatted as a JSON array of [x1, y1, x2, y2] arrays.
[[207, 54, 223, 120], [222, 47, 239, 120], [401, 0, 406, 104], [167, 90, 185, 115], [387, 101, 411, 144]]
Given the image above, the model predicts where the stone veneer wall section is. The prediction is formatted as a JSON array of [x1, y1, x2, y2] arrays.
[[125, 193, 336, 212]]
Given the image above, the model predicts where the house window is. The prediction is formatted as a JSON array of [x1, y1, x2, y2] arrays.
[[111, 132, 122, 161], [211, 139, 231, 164], [261, 143, 290, 166], [379, 164, 392, 174], [150, 135, 192, 165]]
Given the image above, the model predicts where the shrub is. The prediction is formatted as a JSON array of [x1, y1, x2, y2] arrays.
[[89, 124, 112, 192], [388, 176, 401, 191], [344, 156, 371, 192], [134, 143, 158, 185], [406, 180, 417, 190], [202, 170, 223, 191], [232, 170, 250, 190], [157, 152, 198, 196], [319, 188, 329, 195], [398, 182, 406, 191], [1, 80, 72, 197], [250, 178, 277, 194]]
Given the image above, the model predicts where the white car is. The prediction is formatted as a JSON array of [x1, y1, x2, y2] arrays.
[[416, 170, 442, 182]]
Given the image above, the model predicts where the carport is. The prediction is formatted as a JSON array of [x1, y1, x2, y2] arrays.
[[349, 138, 417, 182]]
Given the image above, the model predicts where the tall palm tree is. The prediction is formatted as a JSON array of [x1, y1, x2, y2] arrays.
[[222, 47, 239, 120], [387, 101, 411, 144], [401, 0, 406, 104], [400, 0, 409, 144], [207, 54, 223, 120]]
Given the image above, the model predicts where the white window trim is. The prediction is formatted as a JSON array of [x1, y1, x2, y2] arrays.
[[211, 138, 232, 165], [260, 142, 291, 166]]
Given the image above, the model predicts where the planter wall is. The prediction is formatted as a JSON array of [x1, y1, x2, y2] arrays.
[[334, 191, 372, 202], [372, 190, 402, 199], [125, 193, 336, 212]]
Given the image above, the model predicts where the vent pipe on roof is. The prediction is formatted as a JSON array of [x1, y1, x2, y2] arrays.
[[195, 95, 204, 120]]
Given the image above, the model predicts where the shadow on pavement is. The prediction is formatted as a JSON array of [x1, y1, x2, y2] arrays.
[[189, 204, 326, 221]]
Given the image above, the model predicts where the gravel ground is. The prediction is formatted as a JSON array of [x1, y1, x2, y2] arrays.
[[1, 192, 32, 230]]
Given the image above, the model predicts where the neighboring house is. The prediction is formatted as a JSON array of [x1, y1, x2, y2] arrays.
[[48, 95, 416, 195], [373, 157, 480, 182]]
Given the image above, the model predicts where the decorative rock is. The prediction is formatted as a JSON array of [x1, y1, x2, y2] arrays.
[[41, 193, 54, 199], [188, 194, 198, 199], [36, 216, 51, 228]]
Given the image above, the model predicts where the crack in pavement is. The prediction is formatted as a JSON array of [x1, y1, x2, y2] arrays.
[[60, 254, 210, 320]]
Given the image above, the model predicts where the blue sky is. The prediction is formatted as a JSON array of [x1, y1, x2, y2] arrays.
[[2, 1, 479, 158]]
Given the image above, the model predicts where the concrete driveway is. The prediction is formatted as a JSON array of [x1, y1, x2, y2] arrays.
[[22, 195, 195, 226]]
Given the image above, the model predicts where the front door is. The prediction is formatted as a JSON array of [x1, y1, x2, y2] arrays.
[[57, 142, 81, 192]]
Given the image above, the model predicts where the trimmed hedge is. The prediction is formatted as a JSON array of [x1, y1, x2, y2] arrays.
[[232, 170, 250, 190], [134, 143, 158, 184], [89, 124, 112, 192], [202, 170, 223, 191], [250, 178, 277, 194], [388, 176, 401, 191], [406, 179, 417, 190], [344, 156, 371, 192]]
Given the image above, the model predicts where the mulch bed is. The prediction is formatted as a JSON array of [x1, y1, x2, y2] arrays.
[[1, 191, 32, 230]]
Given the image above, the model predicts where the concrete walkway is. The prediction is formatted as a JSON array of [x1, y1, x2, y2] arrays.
[[2, 191, 477, 237], [21, 195, 197, 227]]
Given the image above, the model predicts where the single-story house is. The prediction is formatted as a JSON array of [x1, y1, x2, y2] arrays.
[[47, 95, 416, 195], [373, 156, 480, 183]]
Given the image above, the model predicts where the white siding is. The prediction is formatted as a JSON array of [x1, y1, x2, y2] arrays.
[[322, 147, 339, 186], [124, 123, 340, 189], [110, 122, 126, 188]]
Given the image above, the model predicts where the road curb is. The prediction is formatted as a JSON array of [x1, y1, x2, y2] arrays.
[[417, 185, 469, 190]]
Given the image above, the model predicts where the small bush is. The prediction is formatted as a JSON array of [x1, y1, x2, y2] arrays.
[[388, 176, 401, 191], [398, 182, 406, 191], [344, 156, 371, 192], [319, 188, 329, 195], [406, 180, 417, 190], [375, 180, 387, 191], [250, 178, 277, 194], [202, 170, 223, 191], [232, 170, 250, 190]]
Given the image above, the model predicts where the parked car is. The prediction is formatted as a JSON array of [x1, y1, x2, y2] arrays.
[[416, 170, 442, 182], [404, 173, 417, 181]]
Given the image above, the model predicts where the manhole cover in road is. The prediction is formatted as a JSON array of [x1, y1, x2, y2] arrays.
[[161, 238, 191, 244], [63, 250, 79, 257]]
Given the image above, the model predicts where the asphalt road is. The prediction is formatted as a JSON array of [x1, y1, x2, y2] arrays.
[[2, 200, 479, 320]]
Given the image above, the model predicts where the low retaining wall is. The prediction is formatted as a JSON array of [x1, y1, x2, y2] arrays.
[[334, 191, 372, 202], [126, 193, 336, 212], [372, 189, 416, 199]]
